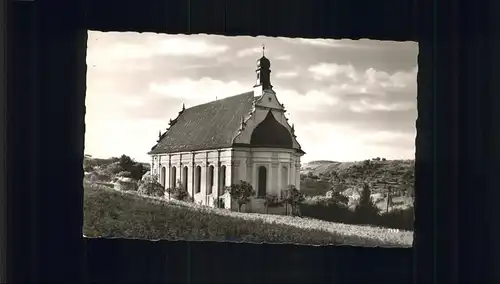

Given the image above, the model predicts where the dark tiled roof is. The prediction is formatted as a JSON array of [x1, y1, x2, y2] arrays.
[[149, 92, 256, 154], [250, 110, 294, 148]]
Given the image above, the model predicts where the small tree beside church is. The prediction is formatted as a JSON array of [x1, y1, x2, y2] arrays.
[[228, 180, 255, 212], [283, 185, 305, 217]]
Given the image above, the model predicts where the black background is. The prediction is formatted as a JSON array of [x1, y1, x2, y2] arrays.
[[5, 0, 500, 283]]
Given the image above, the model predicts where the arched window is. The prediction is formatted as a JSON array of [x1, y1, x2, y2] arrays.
[[220, 165, 227, 195], [195, 166, 201, 193], [257, 166, 267, 197], [208, 165, 214, 194], [182, 166, 188, 190], [171, 166, 177, 189], [160, 166, 166, 187]]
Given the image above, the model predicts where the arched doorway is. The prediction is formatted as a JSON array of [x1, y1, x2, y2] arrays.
[[182, 166, 188, 190], [208, 165, 214, 194], [160, 166, 166, 187], [257, 166, 267, 197], [220, 165, 226, 195], [195, 166, 201, 193], [170, 166, 177, 188]]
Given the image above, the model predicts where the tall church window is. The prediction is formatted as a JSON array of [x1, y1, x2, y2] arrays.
[[257, 166, 267, 197], [160, 167, 166, 187], [182, 166, 188, 190], [208, 165, 214, 194], [195, 166, 201, 193], [171, 166, 177, 189], [220, 165, 227, 195]]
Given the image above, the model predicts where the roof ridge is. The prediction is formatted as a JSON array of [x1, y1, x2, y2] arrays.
[[183, 91, 253, 111]]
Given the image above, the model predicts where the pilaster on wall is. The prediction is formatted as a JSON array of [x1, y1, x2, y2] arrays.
[[186, 161, 194, 196], [200, 160, 208, 198], [245, 157, 253, 185], [295, 158, 301, 190], [165, 155, 172, 188], [231, 160, 238, 184], [211, 162, 220, 197], [270, 161, 279, 195]]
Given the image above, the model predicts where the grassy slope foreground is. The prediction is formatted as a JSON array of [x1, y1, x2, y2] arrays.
[[84, 183, 413, 247]]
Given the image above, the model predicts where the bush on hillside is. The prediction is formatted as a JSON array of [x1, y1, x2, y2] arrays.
[[166, 185, 190, 202], [354, 183, 380, 223], [116, 179, 138, 191], [300, 199, 414, 231], [300, 201, 355, 224], [212, 197, 225, 209], [116, 171, 132, 178], [376, 207, 414, 231], [89, 172, 112, 183], [105, 162, 123, 176], [138, 175, 164, 197], [328, 190, 349, 206]]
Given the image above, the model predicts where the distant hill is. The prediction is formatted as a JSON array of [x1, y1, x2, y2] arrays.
[[302, 159, 413, 176], [300, 159, 414, 196]]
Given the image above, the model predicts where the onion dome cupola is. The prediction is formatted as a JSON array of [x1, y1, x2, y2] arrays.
[[254, 44, 273, 90]]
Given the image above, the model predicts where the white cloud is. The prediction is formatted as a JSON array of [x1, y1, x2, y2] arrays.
[[358, 130, 415, 144], [276, 55, 291, 61], [297, 124, 415, 163], [308, 63, 358, 81], [149, 77, 249, 105], [276, 88, 340, 113], [84, 117, 166, 163], [237, 47, 262, 57], [276, 71, 299, 79], [348, 99, 414, 113], [298, 38, 348, 47], [86, 32, 229, 65], [158, 38, 229, 57]]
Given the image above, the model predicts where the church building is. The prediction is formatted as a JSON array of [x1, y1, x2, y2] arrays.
[[148, 49, 305, 212]]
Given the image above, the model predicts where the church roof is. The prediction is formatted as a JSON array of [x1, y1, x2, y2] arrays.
[[250, 110, 293, 148], [149, 92, 257, 154]]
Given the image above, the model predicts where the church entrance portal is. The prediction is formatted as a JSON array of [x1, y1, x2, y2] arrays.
[[258, 166, 267, 197]]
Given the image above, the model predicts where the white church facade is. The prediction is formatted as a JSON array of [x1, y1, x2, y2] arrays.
[[148, 51, 305, 213]]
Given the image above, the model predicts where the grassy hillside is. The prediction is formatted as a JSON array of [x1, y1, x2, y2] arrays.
[[84, 182, 413, 247]]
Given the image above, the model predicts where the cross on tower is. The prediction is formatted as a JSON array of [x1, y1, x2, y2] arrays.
[[262, 44, 265, 56]]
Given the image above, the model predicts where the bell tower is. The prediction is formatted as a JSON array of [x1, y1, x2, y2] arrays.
[[253, 45, 273, 97]]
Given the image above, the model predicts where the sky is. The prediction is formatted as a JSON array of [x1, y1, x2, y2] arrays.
[[85, 31, 418, 164]]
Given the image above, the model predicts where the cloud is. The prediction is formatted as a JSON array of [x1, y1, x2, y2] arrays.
[[308, 63, 358, 81], [276, 71, 299, 79], [237, 47, 263, 57], [85, 32, 418, 163], [149, 77, 248, 105], [158, 38, 229, 57], [87, 32, 229, 64]]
